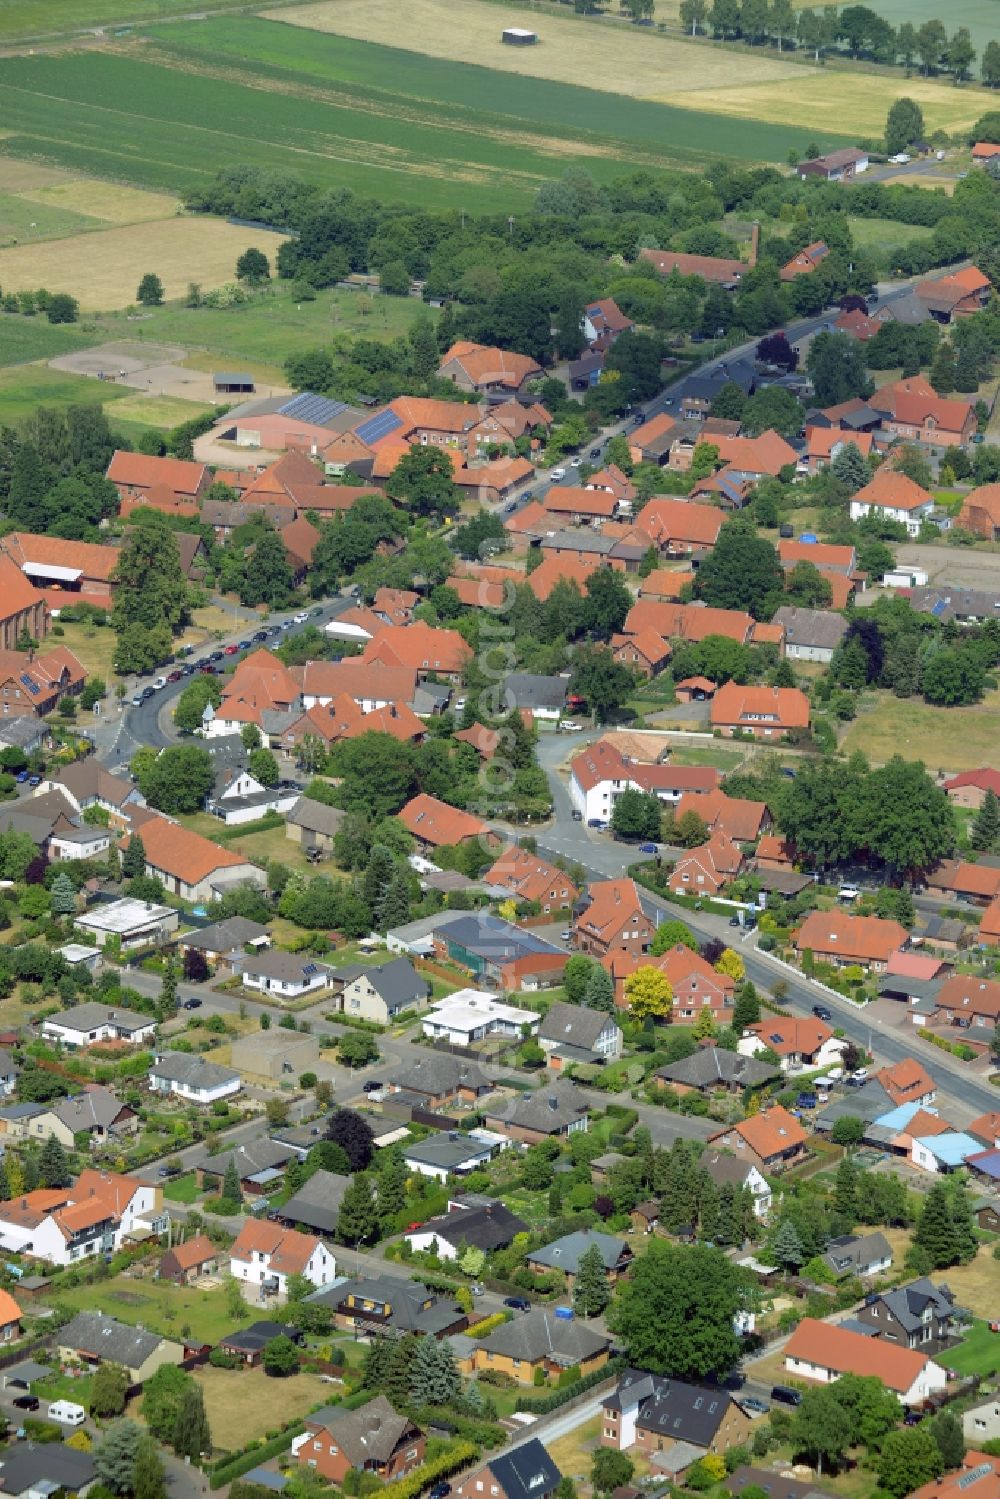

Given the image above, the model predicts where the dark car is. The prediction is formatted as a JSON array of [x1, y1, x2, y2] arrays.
[[179, 664, 195, 677], [182, 997, 202, 1010], [771, 1385, 802, 1407], [589, 446, 601, 458], [812, 1004, 832, 1022], [362, 1080, 381, 1093], [742, 1397, 769, 1415], [779, 522, 794, 538], [640, 842, 658, 854], [12, 1395, 39, 1411], [253, 630, 269, 643], [199, 665, 217, 675], [904, 1409, 925, 1426], [503, 1297, 531, 1312], [208, 650, 225, 663], [167, 670, 183, 683], [27, 776, 41, 788], [428, 1486, 452, 1499], [571, 809, 583, 821]]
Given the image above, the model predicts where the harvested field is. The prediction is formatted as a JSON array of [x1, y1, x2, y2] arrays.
[[840, 687, 1000, 772], [18, 178, 180, 223], [0, 216, 287, 310], [109, 391, 211, 427]]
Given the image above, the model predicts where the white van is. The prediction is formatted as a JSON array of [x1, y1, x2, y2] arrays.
[[838, 885, 861, 902], [549, 466, 567, 480], [48, 1400, 86, 1426]]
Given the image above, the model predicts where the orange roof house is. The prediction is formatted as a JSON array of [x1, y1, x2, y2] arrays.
[[628, 411, 678, 465], [958, 484, 1000, 542], [130, 815, 259, 903], [801, 427, 873, 475], [780, 240, 829, 280], [639, 248, 747, 287], [712, 431, 798, 477], [674, 789, 768, 843], [794, 909, 908, 971], [746, 1015, 836, 1065], [0, 644, 85, 718], [978, 900, 1000, 946], [867, 376, 976, 448], [784, 1318, 947, 1402], [574, 878, 654, 961], [710, 682, 810, 738], [527, 553, 600, 603], [438, 341, 541, 396], [610, 630, 671, 678], [909, 1455, 1000, 1499], [0, 1287, 20, 1335], [849, 470, 935, 534], [926, 859, 1000, 904], [0, 555, 49, 650], [398, 793, 492, 849], [542, 485, 621, 522], [875, 1059, 936, 1109], [755, 833, 795, 869], [917, 265, 992, 322], [485, 847, 580, 912], [668, 834, 745, 896], [974, 142, 1000, 160], [639, 568, 695, 600], [969, 1111, 1000, 1148], [279, 515, 321, 577], [230, 1220, 333, 1290], [623, 600, 754, 645], [362, 621, 471, 680], [1, 533, 120, 609], [707, 1104, 808, 1173], [636, 497, 724, 555], [933, 973, 1000, 1028], [778, 539, 856, 573], [106, 450, 209, 505]]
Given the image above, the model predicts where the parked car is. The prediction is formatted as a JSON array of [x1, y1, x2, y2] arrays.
[[224, 644, 238, 656], [153, 676, 168, 690], [12, 1396, 39, 1411], [549, 466, 567, 480], [179, 664, 195, 677], [560, 929, 573, 942], [640, 842, 658, 854], [587, 817, 606, 828], [167, 670, 183, 683], [294, 611, 309, 624], [471, 1283, 485, 1297], [362, 1080, 381, 1094], [208, 650, 224, 662], [131, 693, 144, 707], [742, 1397, 769, 1416], [589, 446, 601, 458], [182, 997, 202, 1010], [27, 776, 40, 788], [812, 1004, 832, 1021], [311, 608, 324, 618], [253, 630, 269, 642], [796, 1092, 818, 1110], [771, 1385, 802, 1407], [503, 1297, 531, 1312], [15, 771, 28, 783], [571, 809, 583, 821]]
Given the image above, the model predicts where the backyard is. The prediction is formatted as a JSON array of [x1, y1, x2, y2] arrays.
[[947, 1319, 1000, 1378], [51, 1269, 240, 1344], [191, 1363, 334, 1449]]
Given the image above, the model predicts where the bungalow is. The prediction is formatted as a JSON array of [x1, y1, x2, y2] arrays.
[[783, 1317, 947, 1405], [482, 1079, 589, 1145], [538, 1000, 623, 1069], [198, 1137, 300, 1195], [707, 1104, 809, 1175], [601, 1368, 754, 1457], [130, 815, 264, 903], [943, 769, 1000, 809], [38, 1087, 138, 1147], [58, 1310, 184, 1383], [797, 147, 869, 180], [405, 1196, 527, 1261], [217, 1319, 303, 1367], [849, 471, 936, 537], [741, 1016, 844, 1073], [470, 1313, 610, 1386], [402, 1131, 508, 1182], [771, 606, 848, 664], [438, 341, 541, 396], [294, 1396, 424, 1486], [148, 1052, 241, 1105], [382, 1054, 495, 1109], [241, 949, 333, 1001], [926, 858, 1000, 905], [41, 1002, 157, 1049], [158, 1234, 220, 1286], [794, 909, 908, 972], [639, 248, 747, 288], [399, 793, 493, 850], [821, 1231, 893, 1279], [527, 1226, 631, 1285], [230, 1220, 336, 1296], [574, 878, 654, 960], [656, 1048, 779, 1095], [72, 896, 178, 951], [710, 682, 810, 739], [176, 916, 271, 974]]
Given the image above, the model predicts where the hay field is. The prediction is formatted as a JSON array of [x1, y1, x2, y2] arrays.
[[17, 178, 181, 223], [268, 0, 804, 96], [840, 688, 1000, 772], [656, 69, 998, 136], [0, 216, 287, 311]]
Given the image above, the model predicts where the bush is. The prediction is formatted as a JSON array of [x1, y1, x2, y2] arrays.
[[380, 1442, 478, 1499], [208, 1347, 242, 1369], [464, 1312, 511, 1339], [209, 1426, 306, 1488], [516, 1357, 626, 1414], [22, 1420, 63, 1443]]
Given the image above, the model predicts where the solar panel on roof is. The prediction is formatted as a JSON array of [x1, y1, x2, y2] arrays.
[[20, 675, 39, 696], [278, 393, 349, 427], [355, 408, 404, 446]]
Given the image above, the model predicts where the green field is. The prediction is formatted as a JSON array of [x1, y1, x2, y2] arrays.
[[0, 28, 853, 216], [947, 1321, 1000, 1378], [845, 216, 936, 250], [847, 0, 1000, 61], [0, 0, 289, 42], [0, 363, 131, 426], [0, 316, 96, 367], [0, 190, 105, 246]]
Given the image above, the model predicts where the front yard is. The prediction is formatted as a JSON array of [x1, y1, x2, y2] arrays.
[[190, 1364, 333, 1450]]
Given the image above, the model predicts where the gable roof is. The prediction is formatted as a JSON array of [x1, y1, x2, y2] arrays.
[[230, 1219, 322, 1275], [795, 908, 907, 963], [576, 878, 645, 941], [605, 1368, 744, 1447], [486, 846, 578, 904], [60, 1310, 168, 1369], [3, 532, 120, 582], [160, 1233, 218, 1273], [639, 248, 746, 284], [749, 1015, 834, 1058], [131, 815, 249, 885], [638, 497, 724, 549], [785, 1316, 942, 1392], [307, 1394, 417, 1466], [362, 621, 471, 675], [771, 606, 848, 652], [709, 1104, 807, 1160], [409, 1198, 527, 1252], [486, 1440, 563, 1499], [674, 789, 766, 842], [711, 681, 810, 730], [538, 1000, 616, 1051], [399, 793, 490, 847], [875, 1058, 936, 1105], [439, 341, 541, 388], [0, 555, 46, 626], [107, 450, 207, 495], [853, 469, 933, 513]]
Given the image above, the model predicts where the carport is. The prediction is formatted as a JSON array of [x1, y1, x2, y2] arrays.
[[213, 372, 255, 395]]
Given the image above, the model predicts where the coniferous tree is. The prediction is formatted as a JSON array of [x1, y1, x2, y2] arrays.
[[133, 1437, 168, 1499], [913, 1182, 961, 1269], [573, 1244, 611, 1317], [39, 1134, 70, 1188], [771, 1218, 805, 1270], [94, 1419, 144, 1494], [363, 1335, 394, 1390], [336, 1172, 380, 1244], [583, 964, 616, 1014], [385, 1334, 418, 1409], [732, 981, 761, 1031], [833, 1155, 859, 1228], [221, 1157, 242, 1206], [122, 833, 146, 881], [972, 789, 1000, 851], [50, 872, 77, 916]]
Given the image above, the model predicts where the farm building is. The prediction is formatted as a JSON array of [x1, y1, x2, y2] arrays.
[[502, 27, 537, 42], [213, 373, 255, 395]]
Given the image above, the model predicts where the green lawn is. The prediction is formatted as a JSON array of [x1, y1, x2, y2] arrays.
[[53, 1272, 237, 1343], [0, 362, 130, 426], [947, 1320, 1000, 1377], [845, 216, 935, 250], [671, 744, 747, 770], [163, 1172, 200, 1203]]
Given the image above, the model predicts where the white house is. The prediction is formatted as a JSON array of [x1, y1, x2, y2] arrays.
[[206, 768, 300, 828], [910, 1131, 983, 1174], [0, 1049, 17, 1099], [148, 1052, 242, 1105], [49, 827, 112, 861], [41, 1002, 158, 1050], [784, 1318, 947, 1406], [229, 1221, 336, 1297], [0, 1169, 165, 1267], [702, 1151, 773, 1219], [568, 739, 716, 823], [849, 472, 936, 539], [421, 990, 540, 1046], [241, 950, 332, 1000], [537, 1001, 622, 1065], [73, 899, 179, 951], [401, 1129, 509, 1184]]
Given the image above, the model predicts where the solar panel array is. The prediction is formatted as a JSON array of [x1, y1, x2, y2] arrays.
[[20, 674, 40, 696], [278, 393, 350, 427], [355, 408, 404, 447]]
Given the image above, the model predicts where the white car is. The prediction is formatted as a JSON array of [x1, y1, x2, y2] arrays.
[[570, 456, 582, 467], [293, 611, 309, 623], [889, 152, 910, 164]]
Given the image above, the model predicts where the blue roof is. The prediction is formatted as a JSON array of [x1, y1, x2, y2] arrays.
[[277, 392, 350, 427], [969, 1149, 1000, 1179], [915, 1132, 982, 1166], [799, 532, 818, 543], [355, 407, 404, 446], [874, 1101, 935, 1131]]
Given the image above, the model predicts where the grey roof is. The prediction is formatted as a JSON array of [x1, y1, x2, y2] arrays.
[[754, 869, 813, 897], [201, 1138, 297, 1180], [920, 915, 966, 944], [287, 796, 345, 837], [310, 1275, 463, 1335], [403, 1134, 496, 1171], [0, 1443, 96, 1497], [384, 1052, 494, 1098], [822, 1231, 893, 1275], [51, 1087, 131, 1133], [150, 1052, 240, 1091], [656, 1049, 780, 1091], [877, 974, 943, 1004], [867, 1277, 957, 1333], [413, 682, 452, 715], [242, 950, 331, 984], [604, 1368, 742, 1449], [410, 1199, 527, 1252], [220, 1319, 301, 1353], [814, 1081, 894, 1131], [504, 673, 569, 712], [2, 1358, 52, 1387], [477, 1309, 610, 1367], [335, 956, 427, 1008], [60, 1310, 167, 1369], [440, 912, 564, 963], [385, 911, 466, 950], [181, 917, 270, 954], [543, 530, 618, 557], [0, 717, 47, 749], [0, 811, 68, 846], [308, 1394, 417, 1466], [488, 1441, 563, 1499], [699, 1150, 761, 1189], [46, 1002, 152, 1034], [730, 1467, 836, 1499], [538, 1001, 617, 1052], [278, 1170, 351, 1234], [911, 586, 1000, 623], [0, 1049, 16, 1079], [528, 1228, 628, 1274], [772, 606, 848, 652], [486, 1080, 588, 1135], [0, 1102, 45, 1122], [53, 760, 139, 810]]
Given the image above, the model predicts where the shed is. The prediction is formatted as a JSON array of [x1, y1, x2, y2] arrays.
[[213, 373, 255, 394], [502, 26, 537, 42]]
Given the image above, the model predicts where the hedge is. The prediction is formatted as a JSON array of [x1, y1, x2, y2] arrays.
[[515, 1356, 625, 1414], [209, 1424, 306, 1489], [464, 1311, 511, 1339], [385, 1441, 479, 1499]]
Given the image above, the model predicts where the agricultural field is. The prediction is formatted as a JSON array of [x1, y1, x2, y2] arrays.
[[845, 215, 935, 250], [0, 317, 96, 367], [0, 0, 286, 41], [0, 363, 131, 427], [840, 687, 1000, 771], [270, 0, 995, 137], [847, 0, 1000, 61], [0, 216, 287, 311]]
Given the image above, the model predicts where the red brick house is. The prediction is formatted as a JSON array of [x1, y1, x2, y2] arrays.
[[794, 910, 907, 972], [610, 630, 671, 678], [485, 847, 579, 913], [575, 879, 653, 960], [106, 451, 210, 508], [707, 1105, 809, 1174], [1, 533, 120, 611], [296, 1396, 424, 1485], [710, 682, 810, 739], [0, 556, 47, 651], [0, 645, 85, 718], [668, 835, 745, 896]]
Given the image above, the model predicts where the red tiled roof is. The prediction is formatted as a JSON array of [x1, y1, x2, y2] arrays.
[[543, 485, 619, 519], [231, 1220, 321, 1275], [709, 1104, 807, 1161], [162, 1233, 217, 1271], [639, 568, 695, 600], [785, 1318, 942, 1393], [778, 539, 855, 570], [398, 793, 489, 847], [748, 1015, 833, 1057], [875, 1058, 936, 1106], [852, 469, 933, 513], [943, 767, 1000, 795], [527, 554, 600, 603], [639, 248, 746, 284], [713, 431, 797, 476], [674, 789, 766, 842], [439, 341, 541, 388], [711, 682, 810, 731], [886, 950, 944, 980], [362, 622, 471, 675], [576, 878, 645, 941], [794, 909, 907, 963], [107, 450, 207, 496], [3, 532, 120, 582], [132, 815, 249, 885], [485, 846, 579, 905], [638, 497, 723, 550], [0, 554, 46, 624], [935, 973, 1000, 1019]]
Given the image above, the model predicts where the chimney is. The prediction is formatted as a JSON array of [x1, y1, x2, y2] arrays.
[[749, 221, 760, 268]]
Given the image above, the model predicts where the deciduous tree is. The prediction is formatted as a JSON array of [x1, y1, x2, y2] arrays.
[[608, 1242, 747, 1378]]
